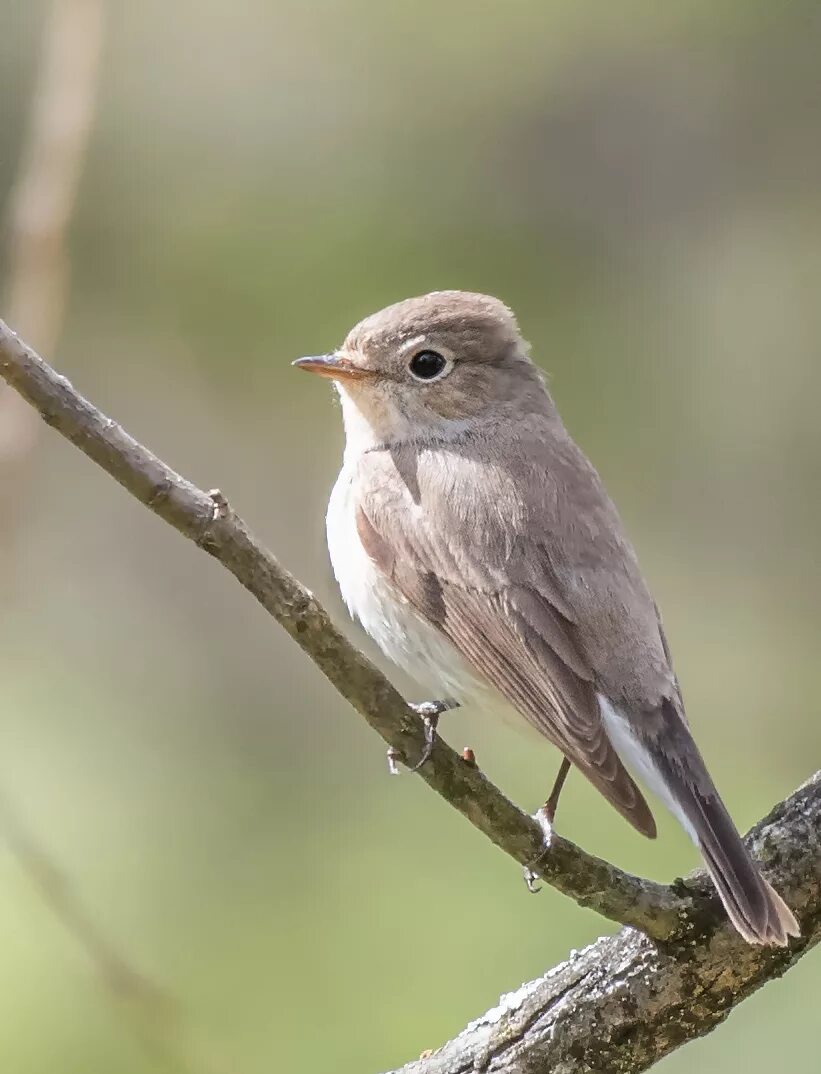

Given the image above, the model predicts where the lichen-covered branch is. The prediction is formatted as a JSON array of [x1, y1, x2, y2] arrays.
[[1, 321, 818, 1073], [387, 772, 820, 1074]]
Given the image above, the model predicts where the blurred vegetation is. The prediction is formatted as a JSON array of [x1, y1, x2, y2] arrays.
[[1, 2, 819, 1072]]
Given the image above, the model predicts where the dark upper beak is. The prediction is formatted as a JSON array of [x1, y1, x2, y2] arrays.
[[292, 353, 375, 381]]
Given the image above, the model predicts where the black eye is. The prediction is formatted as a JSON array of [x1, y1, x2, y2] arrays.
[[409, 350, 448, 381]]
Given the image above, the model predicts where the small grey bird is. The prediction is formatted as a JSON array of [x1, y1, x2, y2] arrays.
[[295, 290, 799, 946]]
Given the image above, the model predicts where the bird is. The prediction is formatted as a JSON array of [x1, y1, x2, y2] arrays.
[[294, 289, 799, 946]]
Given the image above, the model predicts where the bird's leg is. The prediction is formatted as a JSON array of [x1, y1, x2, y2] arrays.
[[523, 757, 572, 892], [542, 755, 572, 825], [386, 698, 459, 773]]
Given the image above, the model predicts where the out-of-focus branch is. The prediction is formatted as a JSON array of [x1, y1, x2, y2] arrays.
[[0, 12, 235, 1071], [0, 790, 231, 1074], [387, 774, 820, 1074], [0, 0, 104, 576], [0, 325, 817, 1072]]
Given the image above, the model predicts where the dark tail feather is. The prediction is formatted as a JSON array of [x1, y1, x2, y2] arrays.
[[687, 781, 798, 945], [651, 731, 800, 946]]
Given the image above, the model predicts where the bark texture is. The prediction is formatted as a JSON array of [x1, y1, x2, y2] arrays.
[[387, 774, 820, 1073]]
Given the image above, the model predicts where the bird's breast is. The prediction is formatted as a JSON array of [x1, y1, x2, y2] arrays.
[[325, 467, 482, 700]]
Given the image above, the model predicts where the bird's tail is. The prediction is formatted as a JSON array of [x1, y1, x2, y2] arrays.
[[653, 742, 799, 945], [601, 697, 800, 946]]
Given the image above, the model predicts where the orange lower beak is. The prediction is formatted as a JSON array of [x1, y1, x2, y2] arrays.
[[292, 354, 375, 382]]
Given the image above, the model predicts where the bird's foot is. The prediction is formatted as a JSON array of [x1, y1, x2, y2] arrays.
[[522, 795, 561, 894], [408, 699, 459, 771], [522, 866, 542, 893], [385, 699, 459, 774]]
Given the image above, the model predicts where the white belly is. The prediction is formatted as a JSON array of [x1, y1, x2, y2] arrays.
[[326, 467, 484, 701]]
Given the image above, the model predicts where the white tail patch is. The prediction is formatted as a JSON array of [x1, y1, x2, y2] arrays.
[[597, 694, 698, 844]]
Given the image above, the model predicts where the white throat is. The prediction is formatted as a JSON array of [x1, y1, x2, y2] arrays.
[[336, 384, 475, 463], [336, 387, 389, 461]]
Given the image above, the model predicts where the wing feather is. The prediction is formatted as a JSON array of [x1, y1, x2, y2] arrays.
[[356, 491, 657, 837]]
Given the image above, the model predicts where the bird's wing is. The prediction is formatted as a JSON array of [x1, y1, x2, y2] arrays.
[[354, 430, 674, 838]]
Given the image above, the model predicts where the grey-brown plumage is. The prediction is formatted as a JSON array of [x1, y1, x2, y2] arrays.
[[296, 290, 800, 946]]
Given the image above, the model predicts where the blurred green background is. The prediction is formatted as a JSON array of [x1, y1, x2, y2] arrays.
[[1, 2, 819, 1072]]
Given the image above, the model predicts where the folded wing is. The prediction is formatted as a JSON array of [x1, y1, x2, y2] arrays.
[[354, 445, 659, 838]]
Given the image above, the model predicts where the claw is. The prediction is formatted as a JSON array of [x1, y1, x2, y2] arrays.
[[408, 711, 440, 772], [523, 866, 542, 894]]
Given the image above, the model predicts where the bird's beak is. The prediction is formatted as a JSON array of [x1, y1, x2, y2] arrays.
[[292, 353, 375, 382]]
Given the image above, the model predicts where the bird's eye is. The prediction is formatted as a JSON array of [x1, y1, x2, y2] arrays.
[[408, 350, 449, 381]]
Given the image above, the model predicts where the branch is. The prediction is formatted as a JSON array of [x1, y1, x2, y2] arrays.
[[1, 322, 818, 1073], [387, 772, 820, 1073], [0, 318, 689, 939]]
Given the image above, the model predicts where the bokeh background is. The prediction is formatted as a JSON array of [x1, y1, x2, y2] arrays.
[[1, 2, 819, 1072]]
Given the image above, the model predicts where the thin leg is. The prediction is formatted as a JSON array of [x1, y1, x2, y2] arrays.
[[408, 698, 459, 771], [522, 757, 572, 894], [542, 756, 572, 825]]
